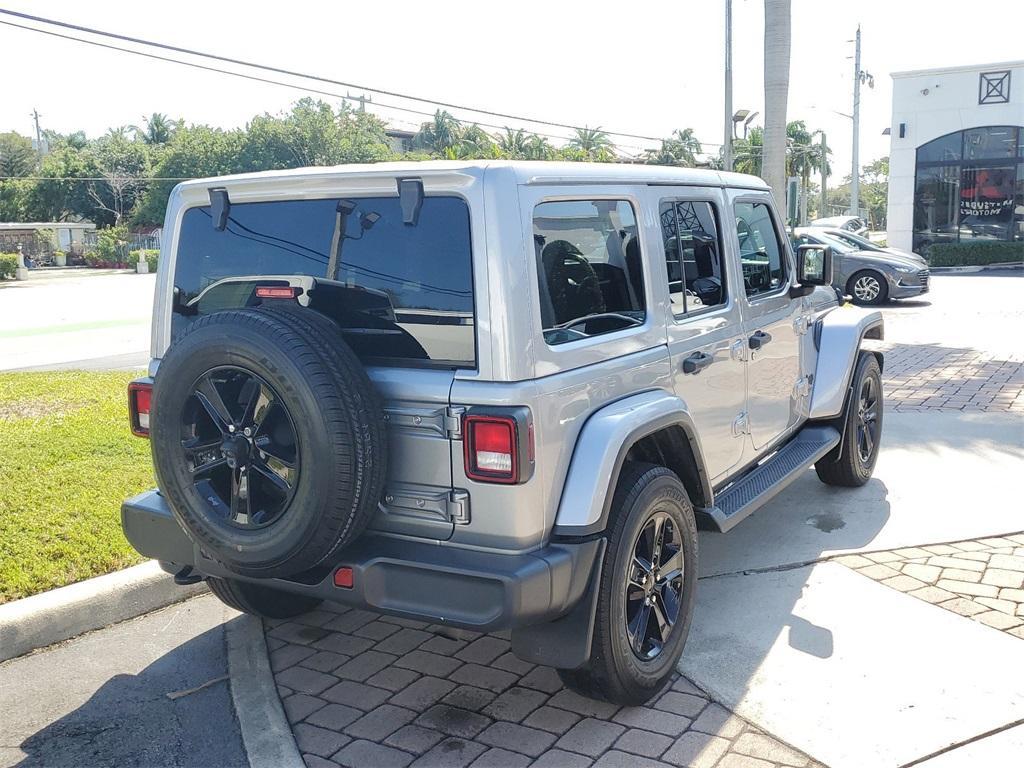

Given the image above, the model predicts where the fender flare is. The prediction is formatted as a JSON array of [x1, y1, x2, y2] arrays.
[[809, 307, 884, 420], [552, 390, 712, 537]]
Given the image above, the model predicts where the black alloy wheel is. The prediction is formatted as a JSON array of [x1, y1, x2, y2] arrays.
[[182, 366, 299, 529], [626, 512, 685, 661], [856, 374, 879, 463]]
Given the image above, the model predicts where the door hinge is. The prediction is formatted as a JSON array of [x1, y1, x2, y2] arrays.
[[729, 338, 747, 362], [794, 374, 813, 399], [445, 406, 466, 439], [732, 411, 750, 437], [447, 489, 471, 525], [794, 315, 813, 335]]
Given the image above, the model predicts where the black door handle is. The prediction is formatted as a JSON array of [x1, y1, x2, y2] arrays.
[[682, 351, 714, 375], [748, 330, 773, 350]]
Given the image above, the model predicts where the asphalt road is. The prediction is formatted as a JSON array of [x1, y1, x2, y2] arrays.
[[0, 595, 245, 768]]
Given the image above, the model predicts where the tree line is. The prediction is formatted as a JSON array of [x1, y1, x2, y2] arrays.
[[0, 97, 860, 229]]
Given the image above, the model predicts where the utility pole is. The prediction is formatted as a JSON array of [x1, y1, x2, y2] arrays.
[[849, 26, 873, 218], [850, 26, 861, 217], [820, 132, 828, 218], [346, 92, 371, 112], [723, 0, 733, 171], [31, 108, 43, 162]]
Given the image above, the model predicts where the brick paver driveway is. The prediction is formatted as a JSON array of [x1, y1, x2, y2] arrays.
[[267, 606, 821, 768]]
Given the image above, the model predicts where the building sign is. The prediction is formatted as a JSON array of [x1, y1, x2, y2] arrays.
[[978, 71, 1011, 105]]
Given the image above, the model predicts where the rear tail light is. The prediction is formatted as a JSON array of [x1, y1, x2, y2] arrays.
[[129, 380, 153, 438], [463, 412, 533, 484]]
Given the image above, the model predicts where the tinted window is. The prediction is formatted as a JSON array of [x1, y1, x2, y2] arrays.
[[533, 200, 645, 346], [963, 126, 1018, 160], [734, 202, 786, 298], [917, 133, 961, 163], [659, 200, 727, 315], [172, 196, 475, 366]]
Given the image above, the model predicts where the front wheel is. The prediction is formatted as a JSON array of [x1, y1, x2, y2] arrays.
[[815, 353, 883, 487], [848, 270, 889, 306], [207, 577, 322, 619], [558, 463, 698, 705]]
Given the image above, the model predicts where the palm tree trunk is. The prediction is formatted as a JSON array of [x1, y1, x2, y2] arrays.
[[762, 0, 791, 215]]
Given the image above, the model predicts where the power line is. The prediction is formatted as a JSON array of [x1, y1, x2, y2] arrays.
[[0, 16, 662, 154], [0, 7, 704, 149]]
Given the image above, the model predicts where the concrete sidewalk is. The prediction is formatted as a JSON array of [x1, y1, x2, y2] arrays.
[[0, 595, 245, 768]]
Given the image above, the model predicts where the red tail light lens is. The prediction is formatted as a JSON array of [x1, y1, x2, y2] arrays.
[[255, 285, 299, 299], [129, 380, 153, 437], [464, 415, 517, 483]]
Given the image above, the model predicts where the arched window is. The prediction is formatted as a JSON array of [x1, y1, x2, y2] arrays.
[[913, 126, 1023, 253]]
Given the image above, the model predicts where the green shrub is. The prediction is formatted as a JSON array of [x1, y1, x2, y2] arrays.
[[92, 225, 131, 266], [0, 253, 18, 279], [130, 248, 159, 272], [929, 241, 1024, 267]]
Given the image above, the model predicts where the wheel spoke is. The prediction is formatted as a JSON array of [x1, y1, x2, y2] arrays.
[[862, 423, 874, 455], [651, 515, 666, 568], [230, 466, 251, 526], [182, 437, 226, 475], [242, 380, 275, 432], [628, 603, 651, 655], [194, 376, 234, 433], [659, 548, 684, 583], [252, 457, 295, 494], [659, 583, 681, 623], [651, 594, 674, 641]]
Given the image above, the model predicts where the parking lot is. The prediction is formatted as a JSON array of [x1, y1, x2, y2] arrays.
[[1, 269, 1022, 768]]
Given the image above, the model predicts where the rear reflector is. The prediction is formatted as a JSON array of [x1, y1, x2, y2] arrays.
[[334, 567, 354, 589], [255, 286, 299, 299], [464, 415, 517, 483], [128, 380, 153, 438]]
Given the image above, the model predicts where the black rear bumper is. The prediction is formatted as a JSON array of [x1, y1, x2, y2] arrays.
[[121, 490, 601, 633]]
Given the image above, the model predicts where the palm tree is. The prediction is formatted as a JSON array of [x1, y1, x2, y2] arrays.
[[523, 135, 554, 161], [645, 128, 703, 167], [762, 0, 791, 212], [568, 126, 613, 159], [412, 110, 463, 156], [786, 120, 830, 222], [457, 124, 498, 159], [731, 126, 764, 176], [497, 128, 529, 159], [131, 113, 176, 145]]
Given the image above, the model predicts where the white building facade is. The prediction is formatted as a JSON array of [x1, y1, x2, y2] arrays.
[[886, 61, 1024, 255]]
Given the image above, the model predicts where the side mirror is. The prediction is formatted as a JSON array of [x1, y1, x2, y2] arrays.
[[797, 244, 832, 287]]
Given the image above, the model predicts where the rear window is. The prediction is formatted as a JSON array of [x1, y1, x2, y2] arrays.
[[171, 195, 475, 367]]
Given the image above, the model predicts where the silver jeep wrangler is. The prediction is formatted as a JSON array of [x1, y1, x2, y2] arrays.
[[122, 160, 883, 704]]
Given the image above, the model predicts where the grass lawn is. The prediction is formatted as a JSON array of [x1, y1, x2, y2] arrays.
[[0, 370, 154, 604]]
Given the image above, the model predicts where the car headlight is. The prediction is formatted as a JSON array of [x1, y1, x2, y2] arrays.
[[893, 264, 916, 273]]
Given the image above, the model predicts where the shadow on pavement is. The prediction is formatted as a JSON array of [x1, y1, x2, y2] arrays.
[[11, 627, 246, 768]]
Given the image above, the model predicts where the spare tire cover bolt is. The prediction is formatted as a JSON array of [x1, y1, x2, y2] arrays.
[[228, 424, 235, 433], [243, 427, 252, 437]]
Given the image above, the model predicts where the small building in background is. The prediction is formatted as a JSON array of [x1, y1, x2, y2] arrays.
[[0, 221, 96, 257], [886, 60, 1023, 256]]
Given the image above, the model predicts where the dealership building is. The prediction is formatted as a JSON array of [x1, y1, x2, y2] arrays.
[[885, 60, 1023, 255]]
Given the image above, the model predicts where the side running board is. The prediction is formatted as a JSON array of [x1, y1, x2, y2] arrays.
[[697, 425, 841, 533]]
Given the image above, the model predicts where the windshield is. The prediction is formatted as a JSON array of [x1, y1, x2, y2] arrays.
[[171, 195, 476, 367], [794, 231, 854, 254], [832, 231, 883, 251]]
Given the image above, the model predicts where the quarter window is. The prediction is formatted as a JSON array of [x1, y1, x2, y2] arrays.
[[734, 201, 787, 298], [659, 200, 727, 315], [533, 200, 646, 346]]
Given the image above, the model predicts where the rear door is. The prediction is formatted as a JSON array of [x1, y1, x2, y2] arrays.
[[655, 189, 747, 483], [729, 193, 803, 451]]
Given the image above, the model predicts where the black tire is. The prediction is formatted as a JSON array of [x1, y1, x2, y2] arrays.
[[558, 463, 698, 705], [815, 353, 883, 487], [151, 307, 387, 578], [207, 576, 322, 619], [847, 270, 889, 306]]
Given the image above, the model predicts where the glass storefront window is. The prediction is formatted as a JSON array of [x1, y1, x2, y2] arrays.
[[913, 126, 1023, 254], [963, 126, 1019, 160]]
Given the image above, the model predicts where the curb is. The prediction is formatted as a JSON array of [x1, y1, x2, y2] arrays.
[[930, 262, 1023, 274], [225, 612, 304, 768], [0, 560, 206, 663]]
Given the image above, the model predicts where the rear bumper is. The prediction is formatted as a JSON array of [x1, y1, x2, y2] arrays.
[[121, 490, 600, 633]]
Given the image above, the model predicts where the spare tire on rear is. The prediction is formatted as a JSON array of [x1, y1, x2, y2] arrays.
[[151, 307, 387, 578]]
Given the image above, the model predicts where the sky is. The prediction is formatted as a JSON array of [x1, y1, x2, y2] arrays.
[[1, 0, 1022, 181]]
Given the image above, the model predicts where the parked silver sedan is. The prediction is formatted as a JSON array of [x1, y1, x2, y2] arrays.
[[792, 228, 930, 306]]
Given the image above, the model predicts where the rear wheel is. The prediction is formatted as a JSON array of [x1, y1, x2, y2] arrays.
[[207, 577, 321, 619], [558, 463, 697, 705]]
